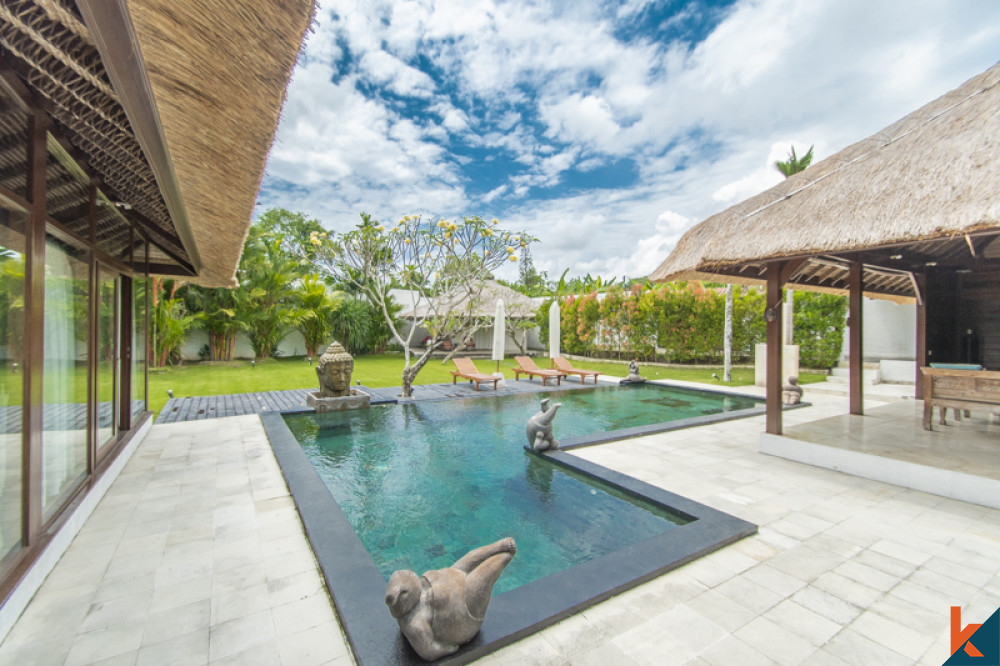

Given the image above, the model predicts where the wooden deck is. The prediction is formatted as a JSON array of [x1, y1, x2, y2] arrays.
[[155, 377, 606, 424]]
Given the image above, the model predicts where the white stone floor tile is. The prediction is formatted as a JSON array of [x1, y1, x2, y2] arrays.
[[1, 393, 999, 665]]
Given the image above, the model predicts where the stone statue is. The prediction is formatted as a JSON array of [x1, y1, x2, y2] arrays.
[[782, 376, 803, 405], [385, 537, 517, 661], [526, 398, 561, 451], [316, 341, 353, 397], [623, 359, 645, 384]]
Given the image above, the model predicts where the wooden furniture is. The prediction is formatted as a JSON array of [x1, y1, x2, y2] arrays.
[[921, 367, 1000, 430], [513, 356, 566, 386], [551, 356, 601, 384], [450, 358, 499, 391]]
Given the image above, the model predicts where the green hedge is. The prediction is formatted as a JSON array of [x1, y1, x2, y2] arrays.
[[536, 282, 846, 369]]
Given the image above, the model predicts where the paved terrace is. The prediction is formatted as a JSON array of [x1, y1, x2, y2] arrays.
[[0, 384, 997, 664], [155, 377, 605, 423]]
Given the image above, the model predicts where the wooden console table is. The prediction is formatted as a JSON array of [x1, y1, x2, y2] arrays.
[[921, 367, 1000, 430]]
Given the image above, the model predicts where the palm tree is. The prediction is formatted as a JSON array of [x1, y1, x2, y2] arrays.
[[235, 228, 309, 359], [293, 274, 343, 357], [185, 287, 244, 361], [775, 145, 814, 177]]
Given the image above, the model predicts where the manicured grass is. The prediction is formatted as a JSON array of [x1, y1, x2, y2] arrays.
[[146, 353, 828, 417]]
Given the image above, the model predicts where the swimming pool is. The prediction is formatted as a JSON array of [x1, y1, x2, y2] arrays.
[[263, 383, 759, 664]]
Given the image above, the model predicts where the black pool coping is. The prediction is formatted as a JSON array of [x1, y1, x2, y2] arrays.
[[555, 381, 810, 450], [262, 403, 759, 665]]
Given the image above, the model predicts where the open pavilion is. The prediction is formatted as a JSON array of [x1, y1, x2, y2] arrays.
[[652, 62, 1000, 509]]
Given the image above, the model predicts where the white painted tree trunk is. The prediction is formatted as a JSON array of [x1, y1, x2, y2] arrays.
[[723, 284, 733, 382]]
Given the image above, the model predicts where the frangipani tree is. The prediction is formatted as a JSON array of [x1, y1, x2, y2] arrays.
[[314, 213, 536, 397]]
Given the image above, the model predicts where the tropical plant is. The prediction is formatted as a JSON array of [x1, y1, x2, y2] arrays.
[[184, 286, 243, 361], [235, 221, 310, 359], [0, 251, 25, 366], [293, 274, 343, 357], [151, 278, 199, 366], [775, 145, 814, 177], [793, 291, 847, 369], [312, 213, 536, 397]]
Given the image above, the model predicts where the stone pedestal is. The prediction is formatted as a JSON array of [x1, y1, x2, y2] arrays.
[[306, 389, 371, 412], [755, 344, 800, 386]]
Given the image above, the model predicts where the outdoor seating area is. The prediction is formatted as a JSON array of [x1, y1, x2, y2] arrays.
[[450, 357, 501, 391], [552, 356, 603, 384], [920, 366, 1000, 431], [513, 356, 567, 385]]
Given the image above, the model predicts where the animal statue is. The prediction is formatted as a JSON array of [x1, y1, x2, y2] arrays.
[[385, 537, 517, 661], [526, 398, 562, 451], [782, 376, 804, 405]]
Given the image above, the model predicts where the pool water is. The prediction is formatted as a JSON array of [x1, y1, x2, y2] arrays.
[[283, 384, 757, 594]]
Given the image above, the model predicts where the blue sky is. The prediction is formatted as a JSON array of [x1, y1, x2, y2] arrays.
[[259, 0, 1000, 282]]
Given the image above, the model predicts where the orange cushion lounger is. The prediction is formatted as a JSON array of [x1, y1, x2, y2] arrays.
[[450, 358, 500, 391], [513, 356, 566, 386], [551, 356, 602, 384]]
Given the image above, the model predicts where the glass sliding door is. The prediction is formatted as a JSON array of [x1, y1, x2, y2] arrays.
[[132, 277, 147, 421], [0, 207, 27, 575], [96, 266, 118, 452], [42, 235, 88, 519]]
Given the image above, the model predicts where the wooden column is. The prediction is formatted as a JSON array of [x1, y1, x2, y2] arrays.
[[848, 261, 864, 415], [87, 184, 98, 474], [23, 111, 47, 544], [915, 273, 926, 396], [766, 263, 784, 435], [120, 275, 133, 432]]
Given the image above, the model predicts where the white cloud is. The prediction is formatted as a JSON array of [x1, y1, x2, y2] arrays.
[[541, 94, 621, 152], [263, 0, 1000, 279], [358, 50, 436, 97]]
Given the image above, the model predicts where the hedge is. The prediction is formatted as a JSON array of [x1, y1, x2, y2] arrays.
[[535, 282, 846, 369]]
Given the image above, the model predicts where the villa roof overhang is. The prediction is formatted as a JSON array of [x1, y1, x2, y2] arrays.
[[400, 280, 541, 320], [0, 0, 314, 286], [650, 61, 1000, 303]]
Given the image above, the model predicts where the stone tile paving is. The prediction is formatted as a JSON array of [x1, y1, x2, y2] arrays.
[[0, 415, 353, 666], [480, 393, 1000, 664], [1, 390, 998, 665]]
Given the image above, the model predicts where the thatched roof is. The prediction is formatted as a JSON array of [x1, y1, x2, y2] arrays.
[[0, 1, 313, 286], [124, 0, 314, 286], [651, 61, 1000, 301], [400, 280, 539, 320]]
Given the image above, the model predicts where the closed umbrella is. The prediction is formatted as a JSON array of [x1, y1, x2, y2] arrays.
[[549, 300, 560, 359], [492, 299, 506, 372]]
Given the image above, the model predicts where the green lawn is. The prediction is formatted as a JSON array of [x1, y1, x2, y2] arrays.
[[146, 354, 828, 417]]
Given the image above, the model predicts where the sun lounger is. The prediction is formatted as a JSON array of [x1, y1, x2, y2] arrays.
[[450, 358, 500, 391], [551, 356, 602, 384], [513, 356, 566, 386]]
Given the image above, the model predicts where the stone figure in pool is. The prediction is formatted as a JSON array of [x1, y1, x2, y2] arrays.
[[622, 358, 646, 384], [385, 537, 517, 661], [526, 397, 562, 451]]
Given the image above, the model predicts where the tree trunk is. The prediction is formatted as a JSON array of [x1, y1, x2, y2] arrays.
[[724, 284, 733, 382], [400, 345, 437, 397]]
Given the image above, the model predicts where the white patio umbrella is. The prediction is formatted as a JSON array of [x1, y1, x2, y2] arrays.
[[549, 300, 560, 359], [492, 299, 506, 372]]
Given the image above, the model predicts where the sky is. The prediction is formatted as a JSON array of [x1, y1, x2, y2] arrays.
[[258, 0, 1000, 283]]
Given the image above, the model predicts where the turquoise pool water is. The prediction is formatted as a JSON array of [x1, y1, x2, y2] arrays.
[[283, 384, 758, 593]]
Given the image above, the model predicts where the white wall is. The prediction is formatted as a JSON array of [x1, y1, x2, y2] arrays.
[[841, 298, 916, 363], [179, 330, 308, 361], [395, 321, 543, 352]]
